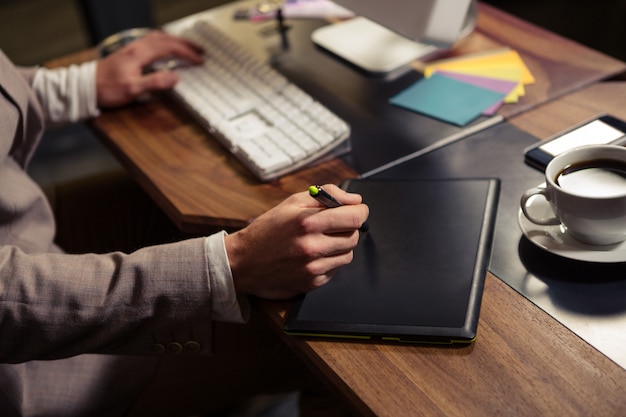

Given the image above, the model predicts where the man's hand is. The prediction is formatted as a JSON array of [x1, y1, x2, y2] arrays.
[[95, 30, 204, 108], [224, 184, 369, 300]]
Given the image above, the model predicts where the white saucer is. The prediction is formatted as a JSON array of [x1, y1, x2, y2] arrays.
[[517, 192, 626, 263]]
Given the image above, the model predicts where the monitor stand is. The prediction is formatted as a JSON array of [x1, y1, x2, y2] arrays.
[[312, 17, 439, 78]]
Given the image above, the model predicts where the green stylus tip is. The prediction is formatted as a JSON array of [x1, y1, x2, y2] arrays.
[[308, 185, 319, 196]]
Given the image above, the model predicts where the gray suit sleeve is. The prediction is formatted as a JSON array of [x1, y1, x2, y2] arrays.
[[0, 237, 213, 364]]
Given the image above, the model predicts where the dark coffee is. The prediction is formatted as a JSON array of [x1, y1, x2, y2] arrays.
[[555, 159, 626, 197]]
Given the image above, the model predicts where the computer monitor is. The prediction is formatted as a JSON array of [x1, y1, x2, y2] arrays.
[[312, 0, 476, 77]]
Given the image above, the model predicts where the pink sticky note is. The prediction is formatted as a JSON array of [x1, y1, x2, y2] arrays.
[[437, 70, 518, 115]]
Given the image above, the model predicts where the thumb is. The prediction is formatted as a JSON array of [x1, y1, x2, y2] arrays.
[[138, 71, 180, 94], [321, 184, 363, 205]]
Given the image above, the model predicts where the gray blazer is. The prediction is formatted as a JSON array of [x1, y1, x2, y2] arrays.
[[0, 50, 213, 416]]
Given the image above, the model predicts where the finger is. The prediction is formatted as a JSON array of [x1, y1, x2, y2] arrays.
[[298, 230, 359, 261], [129, 32, 205, 67], [289, 269, 337, 295], [292, 184, 363, 210], [309, 273, 333, 290], [135, 71, 180, 94], [158, 40, 205, 64], [144, 31, 204, 52], [319, 183, 363, 205], [307, 204, 369, 234], [320, 231, 361, 256], [306, 250, 355, 279]]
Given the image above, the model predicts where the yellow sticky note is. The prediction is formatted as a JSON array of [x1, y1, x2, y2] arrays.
[[424, 48, 535, 85]]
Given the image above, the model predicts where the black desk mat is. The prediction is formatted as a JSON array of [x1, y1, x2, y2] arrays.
[[370, 122, 626, 369]]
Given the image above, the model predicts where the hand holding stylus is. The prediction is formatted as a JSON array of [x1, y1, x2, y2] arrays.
[[224, 184, 369, 299]]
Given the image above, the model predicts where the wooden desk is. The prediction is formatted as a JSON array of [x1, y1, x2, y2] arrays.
[[47, 1, 625, 233], [509, 81, 626, 140], [254, 82, 626, 417]]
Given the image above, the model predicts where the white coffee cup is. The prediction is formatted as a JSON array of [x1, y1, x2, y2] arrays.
[[520, 144, 626, 245]]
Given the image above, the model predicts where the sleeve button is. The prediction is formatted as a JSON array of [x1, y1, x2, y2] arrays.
[[167, 342, 183, 354], [185, 341, 202, 353], [151, 343, 165, 354]]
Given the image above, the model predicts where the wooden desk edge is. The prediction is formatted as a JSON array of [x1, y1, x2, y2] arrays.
[[254, 271, 626, 417]]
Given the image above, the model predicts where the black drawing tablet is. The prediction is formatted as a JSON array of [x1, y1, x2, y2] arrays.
[[283, 178, 500, 344]]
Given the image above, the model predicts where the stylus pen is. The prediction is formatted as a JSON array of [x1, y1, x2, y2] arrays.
[[308, 185, 369, 232]]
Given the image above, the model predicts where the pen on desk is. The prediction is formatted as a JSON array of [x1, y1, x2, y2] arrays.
[[309, 185, 369, 232], [276, 8, 290, 50]]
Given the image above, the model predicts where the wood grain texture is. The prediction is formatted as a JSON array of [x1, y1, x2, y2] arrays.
[[508, 81, 626, 141], [255, 272, 626, 417]]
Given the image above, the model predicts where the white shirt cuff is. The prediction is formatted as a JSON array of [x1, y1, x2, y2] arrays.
[[32, 60, 100, 124], [205, 231, 250, 323]]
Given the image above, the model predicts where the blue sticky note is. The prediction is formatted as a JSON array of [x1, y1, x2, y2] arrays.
[[389, 73, 506, 126]]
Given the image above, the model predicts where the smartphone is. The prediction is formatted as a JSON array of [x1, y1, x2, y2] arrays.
[[524, 114, 626, 171]]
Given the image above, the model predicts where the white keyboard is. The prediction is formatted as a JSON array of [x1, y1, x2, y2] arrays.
[[170, 20, 351, 181]]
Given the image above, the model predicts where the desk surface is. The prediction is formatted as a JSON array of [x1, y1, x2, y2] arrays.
[[51, 0, 626, 233]]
